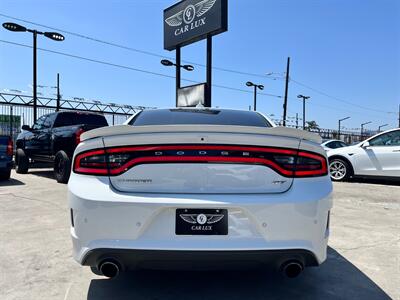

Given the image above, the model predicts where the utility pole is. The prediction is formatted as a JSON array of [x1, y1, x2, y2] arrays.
[[282, 57, 290, 126], [56, 73, 60, 111], [296, 113, 299, 129]]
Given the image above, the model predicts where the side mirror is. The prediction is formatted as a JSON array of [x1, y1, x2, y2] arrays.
[[21, 125, 31, 131], [361, 141, 370, 148]]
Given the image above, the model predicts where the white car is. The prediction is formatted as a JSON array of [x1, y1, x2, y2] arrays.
[[68, 108, 332, 278], [328, 128, 400, 181], [321, 139, 348, 151]]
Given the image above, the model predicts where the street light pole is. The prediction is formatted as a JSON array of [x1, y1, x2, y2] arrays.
[[297, 95, 310, 130], [246, 81, 264, 111], [56, 73, 60, 111], [378, 124, 388, 132], [2, 22, 64, 123], [361, 121, 372, 139], [160, 59, 194, 107], [253, 85, 257, 112], [338, 117, 350, 139], [33, 30, 37, 121]]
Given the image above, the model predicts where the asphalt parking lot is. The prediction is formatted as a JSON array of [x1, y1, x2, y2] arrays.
[[0, 168, 399, 300]]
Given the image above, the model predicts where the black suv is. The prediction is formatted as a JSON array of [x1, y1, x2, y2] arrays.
[[16, 111, 108, 183]]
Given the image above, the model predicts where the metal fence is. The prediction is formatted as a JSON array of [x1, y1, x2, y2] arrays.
[[1, 92, 376, 146], [0, 92, 153, 140], [309, 128, 376, 144], [271, 118, 375, 144]]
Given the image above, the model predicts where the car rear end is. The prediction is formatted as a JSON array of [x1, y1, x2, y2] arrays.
[[68, 109, 332, 277], [0, 136, 13, 180]]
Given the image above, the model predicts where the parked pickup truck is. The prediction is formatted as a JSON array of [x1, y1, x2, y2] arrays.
[[15, 111, 108, 183], [0, 135, 13, 180]]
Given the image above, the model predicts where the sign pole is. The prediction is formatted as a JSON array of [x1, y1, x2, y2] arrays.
[[176, 46, 181, 107], [205, 36, 212, 107]]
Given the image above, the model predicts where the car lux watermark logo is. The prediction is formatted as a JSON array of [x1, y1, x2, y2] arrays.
[[179, 211, 224, 231], [165, 0, 216, 36]]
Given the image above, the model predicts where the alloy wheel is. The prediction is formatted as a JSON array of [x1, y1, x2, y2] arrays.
[[329, 160, 347, 180]]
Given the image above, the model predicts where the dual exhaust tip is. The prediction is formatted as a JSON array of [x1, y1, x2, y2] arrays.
[[98, 259, 304, 279], [99, 260, 120, 278], [281, 260, 304, 278]]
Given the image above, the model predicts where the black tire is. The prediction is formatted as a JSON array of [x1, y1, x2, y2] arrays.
[[329, 158, 351, 181], [0, 168, 11, 180], [15, 148, 29, 174], [54, 150, 71, 184]]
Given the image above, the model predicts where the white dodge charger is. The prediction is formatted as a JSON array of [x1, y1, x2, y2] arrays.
[[68, 108, 333, 278]]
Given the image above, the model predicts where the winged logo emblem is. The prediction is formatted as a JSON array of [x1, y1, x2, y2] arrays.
[[179, 213, 224, 224], [165, 0, 217, 27]]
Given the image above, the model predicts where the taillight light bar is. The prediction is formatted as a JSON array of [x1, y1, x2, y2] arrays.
[[73, 145, 328, 178]]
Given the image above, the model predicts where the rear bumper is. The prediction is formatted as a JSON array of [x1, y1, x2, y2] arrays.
[[69, 174, 333, 268], [82, 249, 319, 270]]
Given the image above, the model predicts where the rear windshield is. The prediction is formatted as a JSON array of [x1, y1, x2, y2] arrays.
[[129, 109, 272, 127], [54, 112, 108, 127]]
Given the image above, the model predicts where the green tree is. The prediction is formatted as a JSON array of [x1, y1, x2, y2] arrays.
[[305, 120, 320, 131]]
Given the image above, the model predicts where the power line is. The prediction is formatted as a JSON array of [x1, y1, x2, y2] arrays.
[[1, 39, 395, 120], [291, 97, 398, 120], [0, 12, 283, 80], [0, 13, 395, 115], [290, 78, 396, 114], [0, 39, 283, 99]]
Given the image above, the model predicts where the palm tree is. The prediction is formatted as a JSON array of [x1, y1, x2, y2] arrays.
[[305, 120, 320, 131]]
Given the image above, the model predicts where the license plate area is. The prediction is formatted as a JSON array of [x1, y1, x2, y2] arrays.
[[175, 208, 228, 235]]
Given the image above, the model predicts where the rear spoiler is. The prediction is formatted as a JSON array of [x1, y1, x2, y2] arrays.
[[81, 125, 322, 144]]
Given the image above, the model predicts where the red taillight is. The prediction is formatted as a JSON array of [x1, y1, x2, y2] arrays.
[[73, 149, 109, 175], [73, 145, 328, 177], [294, 151, 328, 177], [75, 128, 85, 145], [6, 137, 13, 156]]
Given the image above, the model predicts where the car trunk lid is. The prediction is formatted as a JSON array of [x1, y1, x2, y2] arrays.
[[96, 125, 315, 194]]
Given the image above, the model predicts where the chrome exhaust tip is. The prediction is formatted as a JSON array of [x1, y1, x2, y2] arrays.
[[99, 260, 120, 278], [282, 260, 304, 278]]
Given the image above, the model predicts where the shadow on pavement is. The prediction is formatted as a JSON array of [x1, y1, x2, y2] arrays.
[[349, 178, 399, 187], [0, 178, 25, 186], [28, 169, 55, 180], [87, 247, 391, 300]]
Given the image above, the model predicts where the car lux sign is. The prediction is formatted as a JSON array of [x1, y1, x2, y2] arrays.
[[164, 0, 228, 50]]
